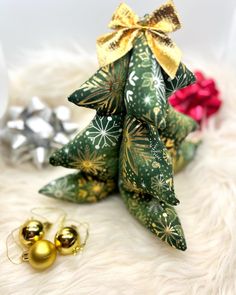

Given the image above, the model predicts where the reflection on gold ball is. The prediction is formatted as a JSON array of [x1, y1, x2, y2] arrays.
[[19, 220, 44, 247], [55, 226, 80, 255], [28, 240, 57, 271]]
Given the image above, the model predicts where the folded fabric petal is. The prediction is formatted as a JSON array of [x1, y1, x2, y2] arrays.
[[119, 115, 179, 206], [124, 35, 167, 129], [39, 172, 117, 203], [68, 54, 130, 115], [120, 184, 187, 250], [49, 114, 124, 180]]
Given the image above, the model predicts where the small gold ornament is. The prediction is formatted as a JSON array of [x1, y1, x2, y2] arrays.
[[54, 226, 81, 255], [23, 240, 57, 271], [6, 207, 89, 271], [19, 219, 51, 247]]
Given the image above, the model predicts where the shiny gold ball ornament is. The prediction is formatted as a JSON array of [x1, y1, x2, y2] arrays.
[[54, 226, 80, 255], [6, 209, 89, 271], [19, 219, 45, 247], [23, 240, 57, 271]]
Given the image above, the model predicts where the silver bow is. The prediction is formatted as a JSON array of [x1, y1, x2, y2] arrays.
[[0, 96, 78, 168]]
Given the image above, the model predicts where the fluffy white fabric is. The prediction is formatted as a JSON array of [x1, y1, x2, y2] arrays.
[[0, 46, 236, 295]]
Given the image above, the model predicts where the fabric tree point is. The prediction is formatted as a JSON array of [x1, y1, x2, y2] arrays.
[[39, 1, 199, 251]]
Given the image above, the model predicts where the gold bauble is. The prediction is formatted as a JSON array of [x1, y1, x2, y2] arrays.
[[19, 219, 44, 247], [54, 226, 80, 255], [27, 240, 57, 271]]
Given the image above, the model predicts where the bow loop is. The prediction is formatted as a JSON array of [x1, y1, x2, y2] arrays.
[[97, 0, 182, 78], [109, 3, 139, 29], [145, 0, 181, 33]]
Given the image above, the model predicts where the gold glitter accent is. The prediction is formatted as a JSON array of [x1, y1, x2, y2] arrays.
[[121, 116, 152, 176], [152, 161, 160, 168], [97, 0, 181, 78]]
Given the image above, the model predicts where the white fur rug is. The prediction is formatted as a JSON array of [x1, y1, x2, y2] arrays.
[[1, 46, 236, 295]]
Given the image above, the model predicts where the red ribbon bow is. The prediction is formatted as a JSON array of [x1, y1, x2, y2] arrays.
[[169, 71, 222, 126]]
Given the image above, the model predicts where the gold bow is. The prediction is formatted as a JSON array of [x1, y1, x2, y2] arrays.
[[96, 0, 182, 79]]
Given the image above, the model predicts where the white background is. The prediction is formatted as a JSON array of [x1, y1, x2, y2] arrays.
[[0, 0, 235, 66]]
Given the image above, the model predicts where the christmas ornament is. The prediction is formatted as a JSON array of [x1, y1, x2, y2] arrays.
[[23, 240, 57, 271], [169, 70, 222, 125], [0, 96, 78, 168], [55, 226, 80, 255], [6, 208, 89, 271], [40, 1, 199, 251], [19, 219, 52, 247]]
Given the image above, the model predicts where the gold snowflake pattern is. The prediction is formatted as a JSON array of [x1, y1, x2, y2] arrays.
[[78, 176, 116, 202], [152, 208, 186, 250], [70, 145, 105, 176], [151, 174, 170, 194], [121, 116, 153, 176], [76, 55, 129, 114]]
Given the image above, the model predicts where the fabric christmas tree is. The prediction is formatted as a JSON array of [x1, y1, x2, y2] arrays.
[[40, 1, 199, 251]]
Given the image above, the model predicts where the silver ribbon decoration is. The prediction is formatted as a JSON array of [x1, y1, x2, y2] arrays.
[[0, 96, 78, 168]]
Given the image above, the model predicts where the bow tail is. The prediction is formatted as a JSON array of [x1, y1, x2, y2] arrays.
[[97, 29, 140, 68], [146, 31, 181, 79]]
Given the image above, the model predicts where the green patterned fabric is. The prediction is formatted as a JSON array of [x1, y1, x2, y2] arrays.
[[39, 172, 116, 203], [120, 115, 179, 206], [119, 184, 187, 250], [124, 36, 167, 129], [68, 54, 130, 115], [173, 140, 200, 174], [49, 114, 124, 180], [40, 35, 198, 251]]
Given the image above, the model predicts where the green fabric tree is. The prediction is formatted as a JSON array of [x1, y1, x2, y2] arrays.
[[39, 33, 198, 250]]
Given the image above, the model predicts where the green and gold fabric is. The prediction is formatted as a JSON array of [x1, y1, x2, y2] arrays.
[[40, 2, 199, 251]]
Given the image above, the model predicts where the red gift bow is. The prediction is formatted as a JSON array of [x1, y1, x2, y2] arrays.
[[169, 71, 222, 125]]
